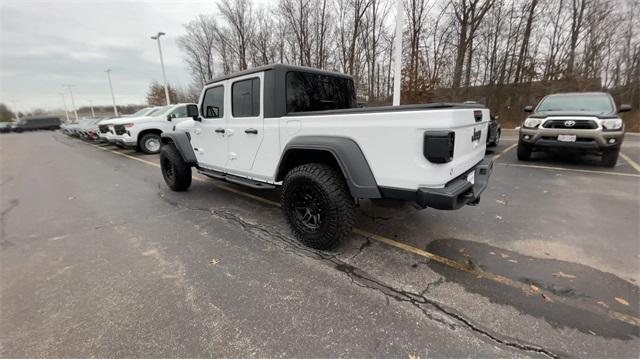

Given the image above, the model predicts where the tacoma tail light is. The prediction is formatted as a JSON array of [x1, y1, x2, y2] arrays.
[[424, 131, 455, 163]]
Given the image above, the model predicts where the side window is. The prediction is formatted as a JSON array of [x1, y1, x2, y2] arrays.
[[202, 86, 224, 118], [170, 106, 187, 118], [286, 71, 356, 113], [232, 78, 260, 117]]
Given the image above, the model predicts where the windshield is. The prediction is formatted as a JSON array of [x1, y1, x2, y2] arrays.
[[130, 107, 152, 117], [148, 106, 170, 116], [537, 94, 614, 113]]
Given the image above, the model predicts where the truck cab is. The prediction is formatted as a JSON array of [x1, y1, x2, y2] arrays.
[[160, 64, 493, 249]]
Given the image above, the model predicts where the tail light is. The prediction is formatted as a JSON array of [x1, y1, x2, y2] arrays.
[[424, 131, 455, 163]]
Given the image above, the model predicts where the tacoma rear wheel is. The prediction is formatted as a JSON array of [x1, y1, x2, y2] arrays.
[[140, 133, 162, 154], [281, 163, 354, 250], [601, 148, 619, 168], [160, 143, 192, 191], [517, 140, 532, 161]]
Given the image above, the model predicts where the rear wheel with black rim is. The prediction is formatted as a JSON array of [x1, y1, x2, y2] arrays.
[[160, 143, 192, 191], [281, 163, 354, 250], [140, 133, 162, 154]]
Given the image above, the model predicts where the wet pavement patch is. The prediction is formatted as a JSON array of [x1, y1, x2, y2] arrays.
[[426, 238, 640, 339]]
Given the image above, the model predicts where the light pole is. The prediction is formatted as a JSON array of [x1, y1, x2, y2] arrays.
[[151, 32, 171, 105], [89, 100, 96, 117], [63, 84, 79, 121], [59, 93, 70, 122], [11, 100, 20, 121], [392, 0, 404, 106], [105, 69, 119, 117]]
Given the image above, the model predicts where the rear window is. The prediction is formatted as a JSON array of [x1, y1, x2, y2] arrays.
[[286, 71, 356, 113], [537, 94, 614, 113], [232, 78, 260, 117]]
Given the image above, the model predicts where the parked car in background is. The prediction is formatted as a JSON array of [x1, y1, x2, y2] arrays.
[[0, 122, 12, 133], [78, 118, 105, 140], [487, 115, 501, 147], [518, 92, 631, 167], [110, 103, 195, 154], [12, 116, 61, 132], [98, 107, 156, 144]]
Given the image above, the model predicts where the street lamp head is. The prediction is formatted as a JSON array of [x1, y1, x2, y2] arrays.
[[151, 32, 166, 40]]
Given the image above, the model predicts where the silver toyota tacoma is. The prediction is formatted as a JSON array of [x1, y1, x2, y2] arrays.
[[518, 92, 631, 167]]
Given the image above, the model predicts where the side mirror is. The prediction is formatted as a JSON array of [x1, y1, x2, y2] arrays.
[[618, 104, 632, 113], [166, 114, 172, 122], [187, 104, 201, 121], [524, 105, 533, 113]]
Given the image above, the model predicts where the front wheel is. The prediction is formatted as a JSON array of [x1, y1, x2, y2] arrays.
[[281, 163, 354, 250], [517, 140, 532, 161], [160, 143, 192, 191], [601, 148, 619, 168], [139, 133, 162, 154]]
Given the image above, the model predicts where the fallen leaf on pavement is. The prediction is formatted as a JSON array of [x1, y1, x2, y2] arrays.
[[541, 293, 554, 302], [552, 271, 576, 279], [596, 301, 609, 309], [500, 253, 510, 258], [489, 251, 496, 255], [408, 355, 420, 359], [508, 259, 518, 263], [615, 297, 630, 306], [530, 284, 540, 292], [495, 215, 503, 220], [496, 199, 507, 206], [209, 258, 220, 266]]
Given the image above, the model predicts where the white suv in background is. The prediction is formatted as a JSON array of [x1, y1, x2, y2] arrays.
[[111, 103, 196, 154]]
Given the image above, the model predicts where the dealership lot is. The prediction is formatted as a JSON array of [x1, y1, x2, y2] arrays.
[[1, 131, 638, 357]]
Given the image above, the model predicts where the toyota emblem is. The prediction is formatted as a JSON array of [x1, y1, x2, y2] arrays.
[[564, 120, 576, 127]]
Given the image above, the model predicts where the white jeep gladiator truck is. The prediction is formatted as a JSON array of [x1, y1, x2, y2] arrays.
[[159, 64, 493, 249], [110, 103, 195, 154]]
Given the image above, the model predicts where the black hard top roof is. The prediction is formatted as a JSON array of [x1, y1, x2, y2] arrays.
[[206, 64, 353, 85]]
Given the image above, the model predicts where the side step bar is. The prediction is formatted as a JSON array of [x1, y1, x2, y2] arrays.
[[197, 168, 276, 190]]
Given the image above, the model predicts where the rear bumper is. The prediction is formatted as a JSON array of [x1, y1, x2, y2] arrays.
[[379, 158, 493, 210]]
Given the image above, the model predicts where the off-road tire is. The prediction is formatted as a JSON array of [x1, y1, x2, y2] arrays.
[[160, 143, 192, 191], [281, 163, 354, 250], [139, 133, 162, 154], [517, 140, 532, 161], [601, 148, 619, 168]]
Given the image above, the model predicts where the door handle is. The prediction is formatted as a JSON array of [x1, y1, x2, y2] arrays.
[[244, 128, 258, 134], [214, 128, 225, 133]]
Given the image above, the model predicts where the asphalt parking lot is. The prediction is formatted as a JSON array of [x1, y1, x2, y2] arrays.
[[1, 130, 638, 357]]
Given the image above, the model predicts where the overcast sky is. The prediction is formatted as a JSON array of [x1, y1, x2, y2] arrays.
[[0, 0, 224, 113]]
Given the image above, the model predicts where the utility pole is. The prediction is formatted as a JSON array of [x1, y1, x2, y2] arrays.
[[151, 32, 171, 105], [59, 93, 70, 122], [63, 84, 79, 121], [105, 69, 119, 117], [392, 0, 404, 106], [89, 100, 96, 117], [11, 100, 20, 121]]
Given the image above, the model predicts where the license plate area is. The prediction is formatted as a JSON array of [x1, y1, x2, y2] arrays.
[[558, 134, 576, 142]]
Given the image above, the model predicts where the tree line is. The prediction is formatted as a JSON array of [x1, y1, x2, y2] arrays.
[[177, 0, 638, 112]]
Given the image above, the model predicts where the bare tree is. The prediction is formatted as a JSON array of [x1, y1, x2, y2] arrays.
[[217, 0, 254, 70]]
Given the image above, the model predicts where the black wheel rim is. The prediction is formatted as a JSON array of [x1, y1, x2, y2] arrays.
[[162, 157, 175, 182], [289, 183, 326, 232]]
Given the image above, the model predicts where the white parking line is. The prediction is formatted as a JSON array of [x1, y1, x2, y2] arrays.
[[498, 162, 640, 178], [620, 152, 640, 174]]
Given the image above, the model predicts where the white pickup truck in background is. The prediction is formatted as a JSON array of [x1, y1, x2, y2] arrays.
[[159, 64, 493, 249], [109, 103, 195, 154]]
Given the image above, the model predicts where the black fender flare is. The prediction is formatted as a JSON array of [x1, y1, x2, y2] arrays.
[[276, 136, 381, 199], [160, 132, 197, 165]]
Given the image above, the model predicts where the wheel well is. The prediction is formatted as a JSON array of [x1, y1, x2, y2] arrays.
[[276, 149, 343, 182], [138, 129, 162, 143]]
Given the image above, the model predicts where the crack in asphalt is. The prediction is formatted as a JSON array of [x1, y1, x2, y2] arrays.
[[158, 192, 562, 358]]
